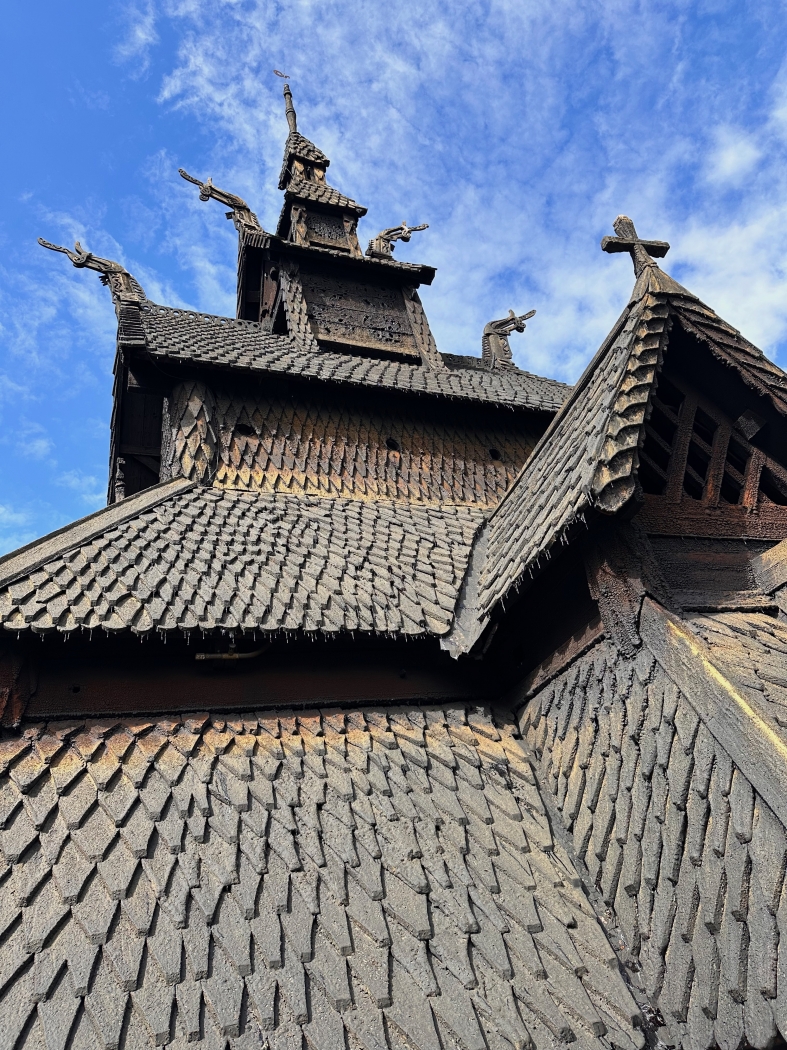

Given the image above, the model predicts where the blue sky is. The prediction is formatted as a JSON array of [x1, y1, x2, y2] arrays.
[[2, 1, 787, 552]]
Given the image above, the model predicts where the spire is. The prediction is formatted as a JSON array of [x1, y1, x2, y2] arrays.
[[283, 83, 298, 133], [601, 215, 670, 277], [277, 83, 330, 191]]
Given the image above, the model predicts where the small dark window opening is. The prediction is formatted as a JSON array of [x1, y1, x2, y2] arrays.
[[683, 437, 711, 499], [720, 473, 742, 505], [686, 441, 710, 480], [234, 423, 255, 437], [655, 375, 684, 412], [760, 467, 787, 506], [385, 437, 400, 452], [638, 453, 667, 495], [488, 448, 502, 461], [726, 438, 749, 476], [648, 406, 677, 448], [643, 433, 671, 474], [692, 407, 718, 445]]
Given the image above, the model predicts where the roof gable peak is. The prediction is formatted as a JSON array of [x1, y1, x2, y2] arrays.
[[601, 214, 670, 276]]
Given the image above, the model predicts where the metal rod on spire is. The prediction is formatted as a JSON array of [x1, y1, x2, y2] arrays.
[[283, 83, 298, 134]]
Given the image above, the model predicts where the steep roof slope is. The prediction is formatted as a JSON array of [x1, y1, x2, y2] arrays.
[[0, 482, 484, 638], [445, 262, 787, 654], [0, 702, 645, 1050], [519, 603, 787, 1050]]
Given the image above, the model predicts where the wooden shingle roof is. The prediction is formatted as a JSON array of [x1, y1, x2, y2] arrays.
[[0, 483, 484, 638], [134, 306, 568, 414], [0, 703, 644, 1050]]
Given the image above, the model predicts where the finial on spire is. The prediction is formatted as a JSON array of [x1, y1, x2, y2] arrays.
[[283, 83, 298, 134], [366, 222, 429, 259], [482, 309, 536, 369], [601, 216, 670, 277]]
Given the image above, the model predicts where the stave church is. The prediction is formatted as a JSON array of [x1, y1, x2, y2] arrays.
[[2, 82, 787, 1050]]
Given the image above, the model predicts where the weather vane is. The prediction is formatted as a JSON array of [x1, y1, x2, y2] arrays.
[[273, 69, 289, 79]]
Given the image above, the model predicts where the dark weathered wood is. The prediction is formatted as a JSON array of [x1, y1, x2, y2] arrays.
[[601, 215, 670, 276], [584, 544, 642, 657], [640, 596, 787, 831], [22, 637, 484, 719], [516, 614, 603, 698], [481, 309, 536, 369], [299, 271, 421, 357], [637, 494, 787, 539], [752, 537, 787, 594]]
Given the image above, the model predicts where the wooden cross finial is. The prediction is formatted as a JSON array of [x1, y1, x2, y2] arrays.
[[601, 215, 670, 277]]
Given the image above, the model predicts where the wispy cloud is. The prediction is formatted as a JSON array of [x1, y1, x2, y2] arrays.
[[114, 2, 159, 73], [5, 0, 787, 548], [140, 0, 787, 378], [56, 470, 105, 509], [0, 503, 35, 557]]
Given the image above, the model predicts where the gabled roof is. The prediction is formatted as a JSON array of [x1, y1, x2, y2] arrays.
[[284, 177, 367, 217], [0, 482, 484, 637], [675, 295, 787, 414], [279, 131, 331, 189], [133, 305, 569, 413], [521, 599, 787, 1050], [445, 261, 787, 653], [0, 702, 644, 1050]]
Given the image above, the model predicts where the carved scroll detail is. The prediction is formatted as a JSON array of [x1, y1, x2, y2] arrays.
[[482, 309, 535, 369], [366, 222, 428, 259], [38, 239, 145, 303], [179, 169, 262, 234]]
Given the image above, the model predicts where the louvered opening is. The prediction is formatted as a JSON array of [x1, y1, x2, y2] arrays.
[[683, 408, 717, 500], [760, 466, 787, 506], [639, 397, 680, 496], [637, 368, 787, 536], [719, 436, 748, 505]]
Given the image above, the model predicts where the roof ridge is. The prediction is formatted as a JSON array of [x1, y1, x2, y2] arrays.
[[140, 302, 287, 334], [441, 288, 671, 655], [0, 478, 195, 592]]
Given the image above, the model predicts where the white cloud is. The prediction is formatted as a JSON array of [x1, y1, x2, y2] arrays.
[[0, 504, 35, 557], [56, 470, 105, 509], [114, 2, 159, 72], [135, 0, 787, 382], [704, 126, 762, 187]]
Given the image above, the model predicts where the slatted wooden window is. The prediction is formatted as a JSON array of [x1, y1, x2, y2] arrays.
[[638, 373, 787, 538]]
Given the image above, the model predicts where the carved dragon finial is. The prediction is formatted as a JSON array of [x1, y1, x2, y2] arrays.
[[178, 169, 262, 233], [482, 308, 536, 369], [366, 222, 429, 259], [37, 238, 145, 301]]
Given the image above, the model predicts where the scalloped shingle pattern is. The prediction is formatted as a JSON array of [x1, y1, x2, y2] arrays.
[[0, 703, 644, 1050], [286, 179, 366, 215], [0, 488, 483, 636], [472, 286, 657, 624], [137, 306, 569, 413], [522, 633, 787, 1050], [674, 300, 787, 415], [209, 392, 537, 506]]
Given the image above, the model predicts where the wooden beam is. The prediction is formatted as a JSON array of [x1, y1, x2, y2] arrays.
[[751, 538, 787, 594], [640, 597, 787, 830]]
